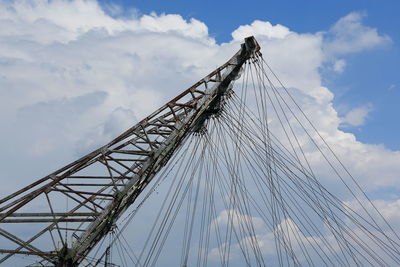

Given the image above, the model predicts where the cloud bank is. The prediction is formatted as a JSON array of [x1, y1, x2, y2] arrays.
[[0, 0, 398, 264]]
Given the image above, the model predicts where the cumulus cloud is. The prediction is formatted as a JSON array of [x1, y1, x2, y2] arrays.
[[16, 90, 107, 156], [0, 0, 213, 44], [212, 209, 266, 233], [231, 20, 291, 41], [340, 103, 373, 126], [75, 107, 137, 155], [0, 0, 397, 204], [344, 198, 400, 230], [324, 11, 391, 56], [0, 1, 399, 265], [0, 0, 224, 199], [209, 207, 400, 265]]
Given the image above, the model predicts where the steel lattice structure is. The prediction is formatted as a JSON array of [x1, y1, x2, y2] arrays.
[[0, 37, 261, 266]]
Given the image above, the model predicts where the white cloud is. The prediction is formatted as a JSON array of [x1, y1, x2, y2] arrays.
[[0, 0, 397, 210], [16, 90, 108, 156], [75, 106, 137, 155], [344, 198, 400, 230], [0, 0, 213, 44], [139, 13, 211, 41], [231, 20, 291, 41], [333, 58, 346, 73], [341, 103, 373, 126], [324, 11, 391, 56], [212, 209, 266, 232], [208, 215, 342, 265], [210, 208, 400, 265]]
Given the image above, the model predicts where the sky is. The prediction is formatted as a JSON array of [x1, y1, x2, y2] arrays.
[[0, 0, 400, 265], [99, 0, 400, 150]]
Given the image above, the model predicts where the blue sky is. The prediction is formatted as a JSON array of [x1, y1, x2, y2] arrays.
[[100, 0, 400, 150]]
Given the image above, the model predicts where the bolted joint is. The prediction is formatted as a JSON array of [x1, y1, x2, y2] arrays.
[[56, 247, 76, 267]]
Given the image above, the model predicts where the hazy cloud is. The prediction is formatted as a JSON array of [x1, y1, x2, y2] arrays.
[[332, 58, 347, 73], [324, 11, 391, 56], [341, 103, 373, 127]]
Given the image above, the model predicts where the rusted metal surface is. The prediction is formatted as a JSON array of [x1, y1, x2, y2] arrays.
[[1, 218, 96, 223], [1, 213, 100, 217], [0, 249, 57, 257], [0, 36, 260, 266]]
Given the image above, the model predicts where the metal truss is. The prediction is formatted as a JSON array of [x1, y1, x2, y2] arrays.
[[0, 37, 260, 266]]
